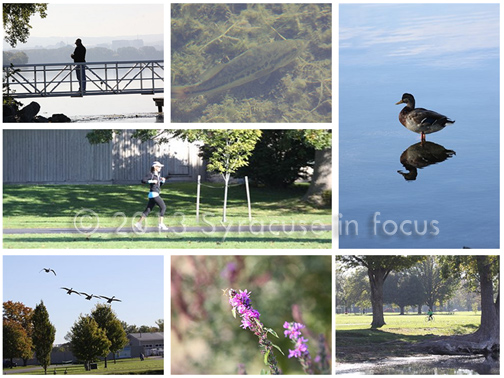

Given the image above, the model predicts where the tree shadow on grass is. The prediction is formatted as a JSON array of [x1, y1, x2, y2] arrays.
[[3, 184, 329, 219], [3, 234, 332, 248], [336, 329, 439, 363]]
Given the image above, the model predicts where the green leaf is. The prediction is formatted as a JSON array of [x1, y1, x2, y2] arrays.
[[263, 350, 270, 366], [260, 369, 268, 375], [231, 307, 236, 319], [265, 327, 279, 338], [271, 343, 285, 356], [253, 317, 263, 331]]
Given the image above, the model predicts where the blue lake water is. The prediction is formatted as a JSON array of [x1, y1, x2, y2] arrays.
[[339, 4, 499, 249]]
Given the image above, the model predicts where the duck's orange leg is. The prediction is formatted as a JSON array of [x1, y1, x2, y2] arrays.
[[421, 132, 426, 142]]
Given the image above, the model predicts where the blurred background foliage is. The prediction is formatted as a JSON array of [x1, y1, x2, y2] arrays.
[[171, 256, 332, 374]]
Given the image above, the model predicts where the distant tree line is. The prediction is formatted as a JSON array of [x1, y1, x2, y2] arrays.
[[3, 45, 163, 64]]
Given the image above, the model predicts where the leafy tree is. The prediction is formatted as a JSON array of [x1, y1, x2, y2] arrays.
[[155, 319, 164, 332], [3, 320, 32, 367], [413, 256, 460, 312], [3, 301, 34, 365], [120, 321, 138, 334], [289, 130, 332, 205], [180, 129, 262, 221], [236, 130, 316, 188], [69, 315, 111, 371], [337, 256, 425, 328], [138, 325, 153, 333], [3, 51, 28, 64], [428, 255, 499, 354], [31, 301, 56, 375], [91, 304, 128, 366], [3, 3, 47, 48], [384, 271, 423, 315]]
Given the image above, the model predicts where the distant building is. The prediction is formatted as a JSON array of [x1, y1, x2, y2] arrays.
[[127, 332, 164, 357]]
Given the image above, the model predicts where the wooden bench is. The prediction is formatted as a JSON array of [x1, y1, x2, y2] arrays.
[[153, 97, 164, 113]]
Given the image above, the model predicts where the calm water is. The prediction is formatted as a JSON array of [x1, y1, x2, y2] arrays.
[[22, 93, 163, 123], [339, 4, 499, 249], [336, 355, 499, 375]]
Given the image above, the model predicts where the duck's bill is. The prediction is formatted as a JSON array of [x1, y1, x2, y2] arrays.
[[395, 99, 404, 105]]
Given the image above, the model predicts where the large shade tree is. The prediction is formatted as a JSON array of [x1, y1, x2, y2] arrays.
[[91, 304, 128, 366], [69, 315, 111, 371], [415, 255, 499, 355], [3, 301, 34, 366], [337, 256, 425, 327]]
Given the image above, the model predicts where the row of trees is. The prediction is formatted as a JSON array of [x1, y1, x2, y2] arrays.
[[3, 45, 164, 65], [337, 256, 464, 315], [3, 301, 55, 374], [336, 256, 499, 354], [3, 300, 163, 372]]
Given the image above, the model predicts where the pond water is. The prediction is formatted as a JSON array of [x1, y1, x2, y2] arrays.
[[339, 4, 499, 248], [336, 355, 499, 375]]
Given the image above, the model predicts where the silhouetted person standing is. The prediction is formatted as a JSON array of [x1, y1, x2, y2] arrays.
[[71, 38, 86, 94]]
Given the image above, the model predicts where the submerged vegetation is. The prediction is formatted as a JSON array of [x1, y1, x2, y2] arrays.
[[171, 4, 332, 123]]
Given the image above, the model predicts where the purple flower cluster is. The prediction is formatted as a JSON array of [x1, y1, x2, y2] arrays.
[[283, 322, 311, 359], [228, 289, 261, 330]]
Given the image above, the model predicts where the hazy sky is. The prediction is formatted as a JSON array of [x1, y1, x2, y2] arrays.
[[26, 3, 164, 38], [3, 255, 164, 345]]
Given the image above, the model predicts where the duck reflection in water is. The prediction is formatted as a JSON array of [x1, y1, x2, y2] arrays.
[[398, 141, 455, 181]]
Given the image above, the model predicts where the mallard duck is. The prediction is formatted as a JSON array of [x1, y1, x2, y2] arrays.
[[396, 93, 454, 141]]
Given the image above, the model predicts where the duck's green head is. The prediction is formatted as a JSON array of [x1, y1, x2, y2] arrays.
[[396, 93, 415, 107]]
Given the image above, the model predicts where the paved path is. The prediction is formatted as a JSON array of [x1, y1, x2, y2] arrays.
[[4, 224, 332, 235]]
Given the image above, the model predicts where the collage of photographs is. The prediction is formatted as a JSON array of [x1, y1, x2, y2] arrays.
[[1, 1, 500, 376]]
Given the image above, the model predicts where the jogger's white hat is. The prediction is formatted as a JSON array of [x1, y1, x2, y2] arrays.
[[152, 161, 164, 167]]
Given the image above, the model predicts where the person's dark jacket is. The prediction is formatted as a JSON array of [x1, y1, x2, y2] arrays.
[[72, 44, 86, 62], [142, 172, 165, 194]]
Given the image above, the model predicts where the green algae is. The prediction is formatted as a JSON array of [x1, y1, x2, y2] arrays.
[[171, 3, 332, 123]]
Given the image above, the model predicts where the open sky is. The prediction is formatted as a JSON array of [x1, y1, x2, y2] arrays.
[[3, 255, 164, 345], [3, 3, 164, 50], [28, 3, 164, 38]]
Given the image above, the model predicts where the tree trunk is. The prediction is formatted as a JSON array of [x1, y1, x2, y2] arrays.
[[222, 173, 229, 222], [368, 268, 387, 328], [472, 256, 499, 345], [399, 305, 405, 315], [414, 256, 499, 355], [302, 148, 331, 206]]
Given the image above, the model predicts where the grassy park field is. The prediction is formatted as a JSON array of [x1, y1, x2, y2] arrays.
[[336, 312, 481, 363], [2, 357, 163, 375], [3, 183, 331, 249]]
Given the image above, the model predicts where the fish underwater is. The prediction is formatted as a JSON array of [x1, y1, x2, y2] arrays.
[[171, 39, 307, 99]]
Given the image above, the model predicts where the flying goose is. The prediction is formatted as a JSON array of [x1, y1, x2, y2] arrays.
[[79, 292, 97, 300], [61, 287, 81, 296], [40, 268, 57, 276], [98, 295, 122, 303]]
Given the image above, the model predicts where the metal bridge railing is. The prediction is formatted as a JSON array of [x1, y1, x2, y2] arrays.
[[3, 60, 164, 98]]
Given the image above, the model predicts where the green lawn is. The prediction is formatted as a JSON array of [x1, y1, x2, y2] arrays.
[[3, 357, 163, 375], [336, 312, 481, 362], [3, 183, 332, 248]]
